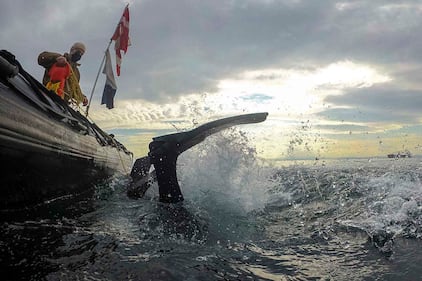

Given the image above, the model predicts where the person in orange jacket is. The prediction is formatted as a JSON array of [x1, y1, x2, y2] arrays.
[[38, 42, 88, 106]]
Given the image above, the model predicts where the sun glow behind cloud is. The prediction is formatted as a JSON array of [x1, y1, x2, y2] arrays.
[[207, 61, 391, 117]]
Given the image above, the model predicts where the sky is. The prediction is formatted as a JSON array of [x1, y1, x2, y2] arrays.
[[1, 0, 422, 161]]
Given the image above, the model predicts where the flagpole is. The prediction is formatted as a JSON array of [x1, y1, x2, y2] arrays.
[[85, 3, 129, 117], [85, 40, 112, 117]]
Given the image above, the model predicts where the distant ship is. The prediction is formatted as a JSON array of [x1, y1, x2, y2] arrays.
[[387, 150, 412, 158]]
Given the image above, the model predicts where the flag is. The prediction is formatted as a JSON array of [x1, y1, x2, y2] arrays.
[[101, 49, 117, 109], [111, 4, 130, 76]]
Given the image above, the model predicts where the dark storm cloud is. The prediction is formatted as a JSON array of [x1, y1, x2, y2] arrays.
[[319, 85, 422, 123], [326, 86, 422, 111], [389, 65, 422, 89], [126, 0, 337, 101], [2, 0, 422, 105], [124, 0, 422, 102]]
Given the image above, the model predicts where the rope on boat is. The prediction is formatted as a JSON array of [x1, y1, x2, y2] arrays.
[[111, 137, 129, 174]]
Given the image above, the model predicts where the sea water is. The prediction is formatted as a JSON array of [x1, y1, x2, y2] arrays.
[[1, 130, 421, 280]]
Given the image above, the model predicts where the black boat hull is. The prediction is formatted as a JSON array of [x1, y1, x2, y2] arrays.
[[0, 50, 133, 209]]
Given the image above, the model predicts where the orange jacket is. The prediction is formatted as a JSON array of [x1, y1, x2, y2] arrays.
[[46, 62, 71, 98], [38, 51, 84, 104]]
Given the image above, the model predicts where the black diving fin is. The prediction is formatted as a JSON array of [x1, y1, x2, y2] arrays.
[[129, 112, 268, 203]]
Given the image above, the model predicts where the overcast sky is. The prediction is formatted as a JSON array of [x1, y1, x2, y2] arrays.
[[2, 0, 422, 160]]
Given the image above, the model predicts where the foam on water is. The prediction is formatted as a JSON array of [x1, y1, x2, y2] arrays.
[[338, 162, 422, 240]]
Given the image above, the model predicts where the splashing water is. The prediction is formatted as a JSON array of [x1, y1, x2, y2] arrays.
[[178, 128, 273, 213], [338, 162, 422, 242]]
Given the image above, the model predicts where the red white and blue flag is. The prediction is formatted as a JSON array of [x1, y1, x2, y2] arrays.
[[101, 49, 117, 109], [111, 4, 130, 76]]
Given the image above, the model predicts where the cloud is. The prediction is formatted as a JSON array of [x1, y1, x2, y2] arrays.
[[315, 123, 372, 133], [4, 0, 421, 104], [320, 85, 422, 123]]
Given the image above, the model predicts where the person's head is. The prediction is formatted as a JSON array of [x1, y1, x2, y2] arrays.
[[69, 42, 86, 62]]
